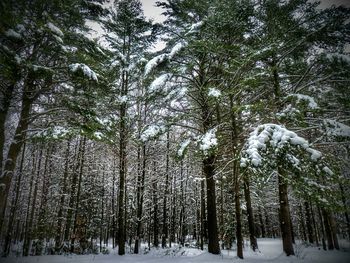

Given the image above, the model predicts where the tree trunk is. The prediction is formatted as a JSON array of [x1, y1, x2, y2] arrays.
[[161, 132, 170, 248], [200, 177, 205, 250], [55, 141, 70, 253], [23, 147, 43, 256], [0, 93, 32, 234], [64, 138, 82, 242], [243, 174, 258, 251], [322, 209, 334, 250], [152, 161, 159, 248], [339, 184, 350, 241], [305, 201, 314, 244], [317, 206, 327, 250], [134, 144, 146, 254], [258, 207, 266, 238], [203, 153, 220, 254], [70, 136, 86, 253], [298, 204, 307, 242], [2, 142, 26, 256], [278, 169, 294, 256], [0, 83, 16, 174], [118, 99, 127, 255], [234, 161, 243, 259]]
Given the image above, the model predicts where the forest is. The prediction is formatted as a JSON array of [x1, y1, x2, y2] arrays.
[[0, 0, 350, 262]]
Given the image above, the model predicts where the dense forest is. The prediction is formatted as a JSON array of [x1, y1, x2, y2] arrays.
[[0, 0, 350, 261]]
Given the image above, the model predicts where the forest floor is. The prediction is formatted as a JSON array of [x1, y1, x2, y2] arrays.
[[2, 238, 350, 263]]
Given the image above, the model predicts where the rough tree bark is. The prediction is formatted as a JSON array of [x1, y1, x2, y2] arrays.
[[278, 168, 294, 256]]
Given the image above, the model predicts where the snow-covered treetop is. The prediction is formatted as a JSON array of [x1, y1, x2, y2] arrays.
[[69, 63, 98, 81], [241, 124, 322, 168]]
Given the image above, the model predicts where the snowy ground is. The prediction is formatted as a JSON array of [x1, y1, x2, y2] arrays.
[[2, 238, 350, 263]]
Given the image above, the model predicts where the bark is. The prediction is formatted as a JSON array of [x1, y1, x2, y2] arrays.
[[134, 144, 146, 254], [234, 162, 243, 259], [278, 169, 294, 256], [317, 206, 327, 250], [200, 177, 205, 250], [55, 141, 71, 253], [161, 132, 170, 248], [243, 174, 258, 251], [23, 147, 43, 256], [298, 204, 307, 242], [64, 138, 82, 242], [117, 95, 127, 255], [339, 184, 350, 241], [2, 142, 26, 256], [70, 137, 86, 253], [305, 201, 314, 244], [0, 83, 16, 174], [258, 207, 266, 238], [322, 209, 334, 250], [0, 92, 32, 233], [152, 161, 159, 248], [203, 153, 220, 254]]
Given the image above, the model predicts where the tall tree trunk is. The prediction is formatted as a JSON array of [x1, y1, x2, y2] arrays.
[[134, 144, 146, 254], [234, 161, 243, 259], [64, 138, 82, 242], [152, 161, 159, 248], [23, 147, 43, 256], [2, 142, 26, 256], [70, 137, 86, 253], [322, 209, 334, 250], [339, 184, 350, 241], [55, 141, 70, 253], [203, 153, 220, 254], [317, 206, 327, 250], [298, 204, 307, 242], [243, 174, 258, 251], [0, 83, 16, 174], [161, 132, 170, 248], [118, 99, 127, 255], [278, 168, 294, 256], [0, 93, 32, 233], [305, 201, 314, 244], [200, 177, 205, 250], [258, 207, 266, 238]]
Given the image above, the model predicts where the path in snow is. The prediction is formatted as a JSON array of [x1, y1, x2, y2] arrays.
[[2, 238, 350, 263]]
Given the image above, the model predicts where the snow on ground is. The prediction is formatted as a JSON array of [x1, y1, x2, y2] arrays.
[[2, 238, 350, 263]]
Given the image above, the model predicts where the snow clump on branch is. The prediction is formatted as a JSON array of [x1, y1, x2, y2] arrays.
[[69, 63, 98, 81], [240, 124, 322, 168]]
